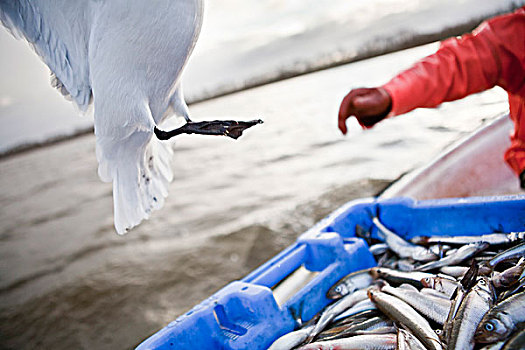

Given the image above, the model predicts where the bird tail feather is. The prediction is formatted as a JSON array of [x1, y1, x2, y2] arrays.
[[96, 132, 173, 235]]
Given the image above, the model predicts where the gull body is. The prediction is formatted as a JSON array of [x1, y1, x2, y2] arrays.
[[0, 0, 204, 233]]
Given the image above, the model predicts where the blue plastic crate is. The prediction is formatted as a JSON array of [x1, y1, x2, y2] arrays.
[[137, 195, 525, 350]]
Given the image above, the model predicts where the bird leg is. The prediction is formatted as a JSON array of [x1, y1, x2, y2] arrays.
[[154, 119, 263, 140]]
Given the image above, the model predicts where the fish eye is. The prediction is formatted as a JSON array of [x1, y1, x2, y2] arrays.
[[335, 286, 342, 293], [479, 279, 486, 285], [484, 323, 494, 332]]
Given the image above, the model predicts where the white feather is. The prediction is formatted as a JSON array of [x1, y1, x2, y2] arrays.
[[1, 0, 204, 234]]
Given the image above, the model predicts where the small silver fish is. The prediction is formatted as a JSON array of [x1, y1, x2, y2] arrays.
[[397, 328, 426, 350], [396, 259, 416, 272], [351, 326, 397, 335], [332, 299, 377, 322], [373, 217, 438, 262], [307, 289, 369, 342], [327, 269, 373, 299], [319, 316, 393, 341], [332, 308, 379, 327], [297, 333, 397, 350], [447, 277, 495, 350], [440, 266, 469, 278], [420, 288, 450, 299], [489, 242, 525, 268], [380, 283, 451, 325], [492, 259, 525, 288], [412, 232, 524, 246], [367, 288, 442, 350], [370, 267, 434, 288], [267, 324, 315, 350], [415, 242, 489, 272], [420, 276, 460, 298], [475, 292, 525, 343], [442, 285, 466, 342], [446, 248, 459, 256], [500, 276, 525, 300], [369, 243, 389, 255]]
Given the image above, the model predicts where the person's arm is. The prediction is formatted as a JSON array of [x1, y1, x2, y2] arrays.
[[383, 9, 524, 116], [338, 8, 525, 133]]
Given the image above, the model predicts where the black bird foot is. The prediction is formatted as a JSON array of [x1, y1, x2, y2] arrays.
[[154, 119, 263, 140]]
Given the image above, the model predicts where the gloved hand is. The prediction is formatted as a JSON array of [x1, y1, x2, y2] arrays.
[[520, 170, 525, 190], [338, 87, 392, 134]]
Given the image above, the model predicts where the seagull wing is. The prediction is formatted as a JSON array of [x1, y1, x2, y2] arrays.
[[0, 0, 92, 109]]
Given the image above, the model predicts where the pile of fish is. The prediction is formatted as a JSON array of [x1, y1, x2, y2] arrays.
[[267, 218, 525, 350]]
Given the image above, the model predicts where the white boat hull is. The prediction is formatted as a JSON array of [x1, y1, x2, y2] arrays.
[[381, 114, 522, 200]]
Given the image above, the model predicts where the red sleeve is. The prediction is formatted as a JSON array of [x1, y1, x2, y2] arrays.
[[382, 7, 525, 116]]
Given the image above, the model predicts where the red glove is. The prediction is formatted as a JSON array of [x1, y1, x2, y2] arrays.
[[338, 87, 392, 134]]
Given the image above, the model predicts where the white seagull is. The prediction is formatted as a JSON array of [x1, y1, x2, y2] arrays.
[[0, 0, 261, 234]]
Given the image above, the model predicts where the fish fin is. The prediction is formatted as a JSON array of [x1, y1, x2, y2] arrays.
[[460, 260, 479, 290]]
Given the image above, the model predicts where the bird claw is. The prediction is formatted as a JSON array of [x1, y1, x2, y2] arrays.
[[154, 119, 263, 140]]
